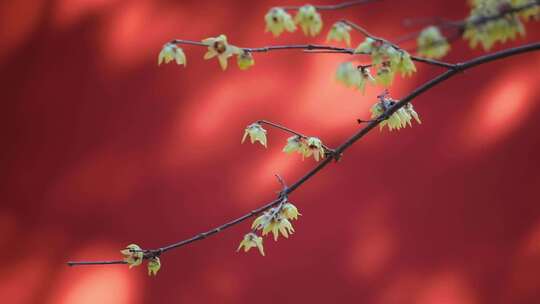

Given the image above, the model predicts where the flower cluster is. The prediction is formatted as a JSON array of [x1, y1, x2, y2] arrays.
[[120, 244, 163, 276], [417, 26, 451, 59], [327, 21, 352, 46], [463, 0, 526, 50], [252, 201, 300, 241], [158, 43, 186, 66], [336, 62, 375, 94], [237, 200, 300, 256], [353, 38, 416, 87], [265, 5, 323, 37], [159, 35, 258, 71], [242, 123, 267, 148], [370, 94, 421, 131], [283, 135, 326, 161]]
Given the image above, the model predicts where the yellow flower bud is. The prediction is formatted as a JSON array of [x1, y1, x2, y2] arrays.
[[147, 257, 161, 276], [237, 51, 255, 70]]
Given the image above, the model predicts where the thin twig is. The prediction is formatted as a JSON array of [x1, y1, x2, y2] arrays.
[[169, 39, 455, 69], [257, 120, 334, 152], [257, 120, 307, 138], [67, 42, 540, 267], [67, 260, 126, 266], [401, 16, 453, 28], [281, 0, 378, 11]]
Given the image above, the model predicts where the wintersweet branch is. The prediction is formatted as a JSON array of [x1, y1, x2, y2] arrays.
[[169, 39, 455, 69], [256, 120, 335, 153], [281, 0, 377, 10], [67, 41, 540, 267]]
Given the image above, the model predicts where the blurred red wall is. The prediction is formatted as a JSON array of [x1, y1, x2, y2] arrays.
[[1, 0, 540, 303]]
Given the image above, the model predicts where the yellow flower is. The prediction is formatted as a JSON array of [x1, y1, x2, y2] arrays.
[[326, 22, 352, 46], [252, 208, 295, 241], [265, 216, 295, 241], [376, 64, 395, 87], [393, 51, 417, 77], [252, 212, 272, 230], [281, 202, 300, 220], [237, 232, 265, 256], [265, 7, 297, 36], [336, 63, 376, 94], [147, 257, 161, 276], [294, 5, 323, 36], [241, 123, 267, 148], [336, 62, 361, 88], [385, 45, 402, 67], [358, 67, 376, 93], [404, 103, 421, 124], [370, 98, 421, 131], [158, 43, 186, 66], [301, 137, 325, 161], [237, 51, 255, 70], [355, 38, 386, 64], [417, 26, 451, 59], [354, 37, 376, 54], [121, 244, 144, 268], [202, 34, 242, 70], [282, 135, 305, 154]]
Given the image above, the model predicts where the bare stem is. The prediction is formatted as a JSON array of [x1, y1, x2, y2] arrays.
[[169, 39, 454, 69], [257, 120, 307, 138], [281, 0, 378, 11], [68, 260, 126, 266], [67, 42, 540, 267], [256, 120, 334, 152]]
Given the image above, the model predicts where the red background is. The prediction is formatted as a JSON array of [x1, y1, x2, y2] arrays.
[[1, 0, 540, 303]]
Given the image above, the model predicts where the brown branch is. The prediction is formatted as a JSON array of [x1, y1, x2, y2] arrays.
[[169, 39, 456, 69], [256, 119, 335, 153], [280, 0, 378, 11], [67, 42, 540, 267]]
